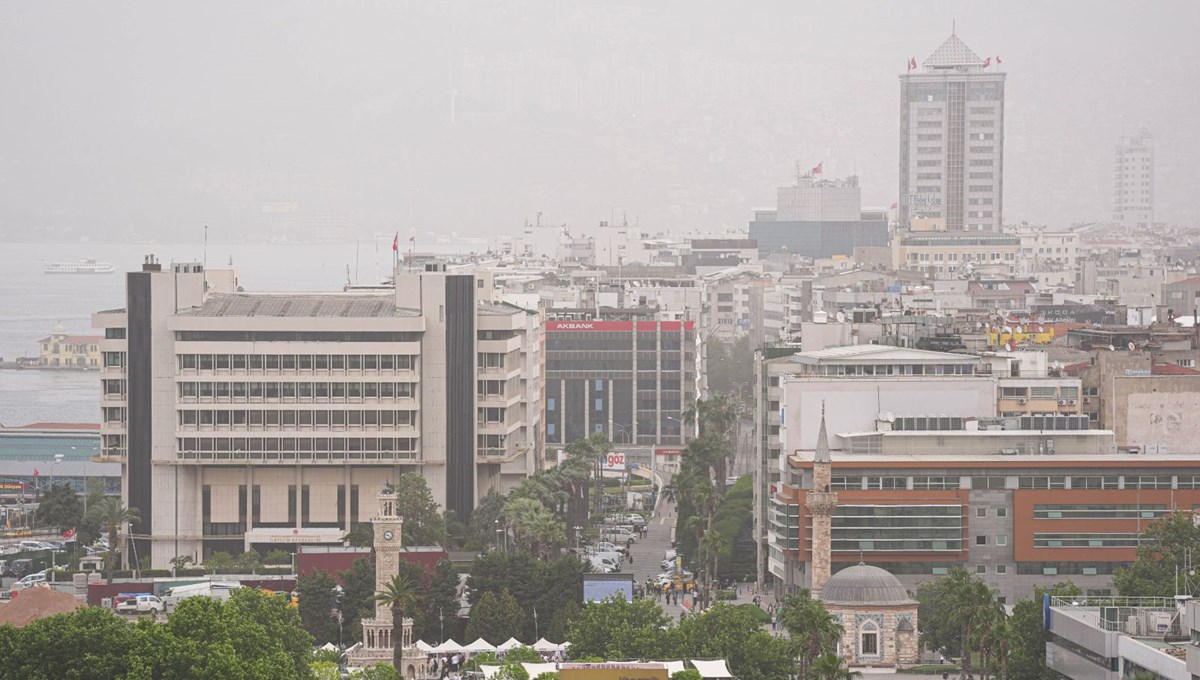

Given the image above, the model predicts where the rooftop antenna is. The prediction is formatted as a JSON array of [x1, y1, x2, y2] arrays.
[[952, 19, 956, 35], [203, 225, 208, 269]]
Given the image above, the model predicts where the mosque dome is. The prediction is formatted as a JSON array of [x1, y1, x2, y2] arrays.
[[819, 564, 916, 606]]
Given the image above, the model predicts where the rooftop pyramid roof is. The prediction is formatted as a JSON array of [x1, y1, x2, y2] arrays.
[[923, 33, 985, 69]]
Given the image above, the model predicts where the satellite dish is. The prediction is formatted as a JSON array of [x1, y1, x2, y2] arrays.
[[1015, 325, 1023, 334], [1128, 342, 1136, 351], [836, 311, 846, 323], [976, 321, 983, 329], [886, 412, 895, 422], [1109, 344, 1116, 352]]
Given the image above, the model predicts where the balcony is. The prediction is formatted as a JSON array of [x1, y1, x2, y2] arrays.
[[93, 448, 127, 463]]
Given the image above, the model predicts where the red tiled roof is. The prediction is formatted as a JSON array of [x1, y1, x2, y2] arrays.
[[1168, 276, 1200, 287], [1152, 363, 1200, 376]]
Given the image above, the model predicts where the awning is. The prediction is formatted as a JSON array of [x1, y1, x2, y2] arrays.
[[522, 663, 559, 677], [497, 638, 524, 651], [479, 665, 503, 679], [415, 640, 435, 653], [432, 639, 464, 654], [690, 659, 733, 678], [531, 638, 561, 652], [465, 638, 497, 653], [662, 661, 687, 677]]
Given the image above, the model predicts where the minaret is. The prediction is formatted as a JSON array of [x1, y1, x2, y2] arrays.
[[807, 403, 838, 597]]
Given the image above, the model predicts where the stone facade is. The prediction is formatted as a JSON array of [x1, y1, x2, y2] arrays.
[[828, 604, 920, 667]]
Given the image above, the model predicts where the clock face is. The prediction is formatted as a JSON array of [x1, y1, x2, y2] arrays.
[[383, 530, 394, 541]]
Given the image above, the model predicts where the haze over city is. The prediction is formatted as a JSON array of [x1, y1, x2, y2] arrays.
[[2, 1, 1198, 243]]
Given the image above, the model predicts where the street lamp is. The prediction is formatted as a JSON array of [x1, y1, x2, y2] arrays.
[[574, 525, 583, 552], [439, 607, 444, 644]]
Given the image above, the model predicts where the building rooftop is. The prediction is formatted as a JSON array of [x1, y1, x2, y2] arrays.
[[922, 33, 985, 69], [179, 293, 418, 318], [821, 564, 916, 607], [785, 344, 982, 364]]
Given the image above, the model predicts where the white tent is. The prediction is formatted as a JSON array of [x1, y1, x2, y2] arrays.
[[414, 640, 435, 653], [690, 659, 733, 678], [466, 638, 497, 653], [531, 638, 561, 652], [432, 639, 464, 654], [317, 642, 338, 653], [661, 661, 686, 677], [522, 662, 559, 677], [479, 665, 503, 679], [497, 638, 524, 651]]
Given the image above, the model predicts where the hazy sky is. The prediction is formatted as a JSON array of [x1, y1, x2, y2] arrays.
[[2, 1, 1197, 242]]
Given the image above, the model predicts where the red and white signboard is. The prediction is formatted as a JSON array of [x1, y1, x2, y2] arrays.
[[654, 448, 683, 457], [602, 451, 627, 471]]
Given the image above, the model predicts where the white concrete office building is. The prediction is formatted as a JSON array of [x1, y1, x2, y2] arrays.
[[1113, 128, 1154, 227], [94, 258, 541, 568], [899, 33, 1005, 231]]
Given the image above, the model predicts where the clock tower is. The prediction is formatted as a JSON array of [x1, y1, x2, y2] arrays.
[[349, 485, 426, 675], [372, 486, 405, 620]]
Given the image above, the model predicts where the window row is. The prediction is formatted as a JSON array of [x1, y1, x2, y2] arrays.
[[178, 409, 416, 428], [1033, 504, 1168, 519], [178, 381, 415, 401], [178, 354, 416, 372], [177, 437, 417, 453], [1034, 533, 1140, 548]]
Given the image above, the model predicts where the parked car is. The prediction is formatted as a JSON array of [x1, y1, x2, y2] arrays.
[[17, 541, 44, 552], [589, 541, 626, 555], [11, 570, 47, 590], [116, 594, 165, 615], [621, 513, 647, 527], [9, 559, 36, 579]]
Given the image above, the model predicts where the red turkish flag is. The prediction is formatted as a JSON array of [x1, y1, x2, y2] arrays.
[[392, 233, 399, 252], [32, 468, 39, 477], [811, 162, 823, 175]]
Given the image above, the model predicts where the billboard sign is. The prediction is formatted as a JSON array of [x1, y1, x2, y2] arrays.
[[582, 574, 635, 604], [602, 451, 626, 471]]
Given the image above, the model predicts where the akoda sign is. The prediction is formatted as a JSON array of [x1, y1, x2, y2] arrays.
[[602, 452, 626, 471]]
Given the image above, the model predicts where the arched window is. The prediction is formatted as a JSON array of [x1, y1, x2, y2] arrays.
[[860, 620, 879, 656]]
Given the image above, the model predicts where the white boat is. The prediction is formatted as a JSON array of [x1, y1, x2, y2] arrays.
[[43, 259, 116, 274]]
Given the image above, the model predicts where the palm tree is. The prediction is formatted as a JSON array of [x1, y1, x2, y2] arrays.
[[780, 590, 844, 677], [809, 652, 861, 680], [370, 573, 418, 671], [85, 497, 139, 584]]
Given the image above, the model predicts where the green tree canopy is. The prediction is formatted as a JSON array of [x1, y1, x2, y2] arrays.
[[0, 589, 313, 680], [35, 482, 81, 531], [1006, 581, 1081, 680], [297, 569, 340, 644], [916, 567, 997, 679], [466, 589, 525, 644], [566, 596, 674, 661], [394, 473, 447, 546], [1114, 511, 1200, 596], [780, 589, 842, 677], [676, 603, 794, 680], [338, 557, 378, 643]]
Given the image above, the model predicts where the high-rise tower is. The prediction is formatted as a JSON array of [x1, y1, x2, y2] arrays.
[[1113, 128, 1154, 227], [899, 33, 1005, 232], [806, 404, 838, 596]]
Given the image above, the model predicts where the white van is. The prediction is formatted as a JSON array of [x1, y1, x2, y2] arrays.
[[12, 571, 47, 590]]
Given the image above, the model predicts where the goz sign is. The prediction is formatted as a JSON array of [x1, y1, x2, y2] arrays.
[[602, 452, 626, 471]]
